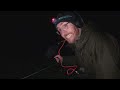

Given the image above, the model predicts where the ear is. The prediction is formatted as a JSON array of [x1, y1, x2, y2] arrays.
[[77, 28, 82, 37]]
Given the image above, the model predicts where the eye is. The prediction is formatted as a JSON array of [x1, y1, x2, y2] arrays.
[[63, 22, 69, 29], [65, 23, 68, 26]]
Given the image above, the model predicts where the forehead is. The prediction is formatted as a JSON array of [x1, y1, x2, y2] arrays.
[[56, 22, 69, 28]]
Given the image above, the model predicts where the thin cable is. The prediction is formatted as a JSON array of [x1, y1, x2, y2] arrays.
[[21, 63, 56, 79]]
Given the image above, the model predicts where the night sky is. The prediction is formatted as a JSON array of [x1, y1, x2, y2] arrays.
[[0, 11, 120, 79]]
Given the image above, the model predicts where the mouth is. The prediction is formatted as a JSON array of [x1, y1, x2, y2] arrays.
[[65, 34, 73, 39]]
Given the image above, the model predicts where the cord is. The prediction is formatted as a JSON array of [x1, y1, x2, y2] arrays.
[[57, 40, 78, 76]]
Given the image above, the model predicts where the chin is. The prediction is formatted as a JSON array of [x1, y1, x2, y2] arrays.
[[65, 36, 76, 44], [67, 39, 75, 44]]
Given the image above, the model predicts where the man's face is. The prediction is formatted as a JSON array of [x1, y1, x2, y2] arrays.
[[56, 22, 81, 44]]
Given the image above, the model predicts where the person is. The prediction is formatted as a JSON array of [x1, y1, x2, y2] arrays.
[[51, 11, 120, 79]]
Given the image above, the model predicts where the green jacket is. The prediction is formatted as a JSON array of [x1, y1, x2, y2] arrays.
[[73, 24, 120, 79]]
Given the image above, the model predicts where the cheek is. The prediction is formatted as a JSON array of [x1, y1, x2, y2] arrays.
[[70, 27, 76, 33], [74, 30, 78, 37]]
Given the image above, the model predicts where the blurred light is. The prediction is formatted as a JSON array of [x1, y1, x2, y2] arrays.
[[51, 18, 56, 24]]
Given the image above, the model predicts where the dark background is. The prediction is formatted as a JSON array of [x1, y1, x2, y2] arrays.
[[0, 11, 120, 79]]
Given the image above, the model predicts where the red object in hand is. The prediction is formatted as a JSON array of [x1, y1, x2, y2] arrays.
[[53, 40, 78, 76]]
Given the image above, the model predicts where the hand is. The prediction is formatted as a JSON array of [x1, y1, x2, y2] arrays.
[[54, 54, 63, 63]]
